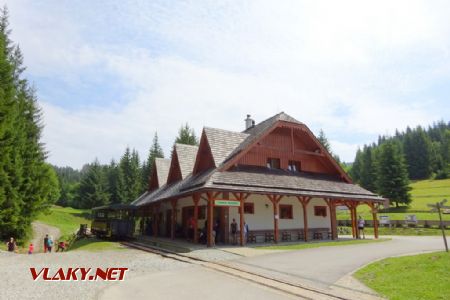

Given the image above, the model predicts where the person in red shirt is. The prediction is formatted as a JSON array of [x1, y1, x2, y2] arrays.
[[187, 216, 195, 241], [28, 243, 34, 254]]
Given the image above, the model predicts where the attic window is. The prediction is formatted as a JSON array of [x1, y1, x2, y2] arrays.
[[288, 160, 301, 172], [266, 158, 280, 169]]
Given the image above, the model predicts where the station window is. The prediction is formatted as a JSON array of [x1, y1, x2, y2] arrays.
[[244, 202, 254, 214], [267, 157, 281, 169], [279, 204, 293, 219], [314, 206, 327, 217], [288, 160, 301, 172]]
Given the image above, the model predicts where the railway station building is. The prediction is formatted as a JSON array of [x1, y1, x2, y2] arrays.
[[131, 112, 386, 247]]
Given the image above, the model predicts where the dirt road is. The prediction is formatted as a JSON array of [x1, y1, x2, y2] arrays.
[[30, 221, 60, 253]]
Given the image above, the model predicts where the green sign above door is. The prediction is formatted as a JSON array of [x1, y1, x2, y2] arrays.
[[214, 200, 240, 207]]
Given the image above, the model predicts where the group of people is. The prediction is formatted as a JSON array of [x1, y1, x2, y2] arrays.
[[5, 238, 35, 254], [230, 218, 249, 245], [44, 234, 66, 253], [195, 218, 250, 246], [4, 235, 67, 254]]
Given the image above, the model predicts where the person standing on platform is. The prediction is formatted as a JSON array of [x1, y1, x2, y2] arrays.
[[6, 237, 17, 253], [244, 222, 249, 244], [188, 216, 195, 241], [47, 236, 54, 253], [358, 216, 365, 239], [230, 219, 237, 245], [214, 219, 220, 244], [43, 234, 49, 253]]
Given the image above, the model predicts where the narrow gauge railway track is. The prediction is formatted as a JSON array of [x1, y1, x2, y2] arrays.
[[121, 241, 352, 300]]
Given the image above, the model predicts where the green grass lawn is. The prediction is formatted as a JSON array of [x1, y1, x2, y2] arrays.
[[37, 206, 91, 240], [355, 251, 450, 300], [339, 226, 450, 236], [337, 178, 450, 222], [69, 238, 125, 252], [256, 238, 389, 250]]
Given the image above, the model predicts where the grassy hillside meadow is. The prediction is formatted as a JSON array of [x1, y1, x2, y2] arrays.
[[337, 178, 450, 221], [37, 206, 124, 252], [37, 206, 91, 240]]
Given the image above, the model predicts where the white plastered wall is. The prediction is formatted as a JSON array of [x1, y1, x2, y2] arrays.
[[229, 194, 331, 231], [278, 196, 303, 229], [306, 197, 331, 228]]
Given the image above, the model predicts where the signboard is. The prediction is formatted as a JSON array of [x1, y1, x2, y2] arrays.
[[428, 199, 449, 252], [379, 215, 390, 225], [405, 214, 417, 224], [214, 200, 240, 207]]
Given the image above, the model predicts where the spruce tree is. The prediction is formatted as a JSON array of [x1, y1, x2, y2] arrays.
[[175, 123, 198, 145], [403, 127, 432, 179], [141, 133, 164, 191], [106, 160, 125, 204], [350, 148, 362, 182], [78, 160, 109, 208], [376, 141, 411, 207], [317, 129, 331, 153], [359, 146, 378, 192], [120, 147, 142, 202], [0, 7, 59, 240]]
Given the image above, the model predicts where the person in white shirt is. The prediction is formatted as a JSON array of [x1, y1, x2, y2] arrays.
[[358, 216, 365, 239]]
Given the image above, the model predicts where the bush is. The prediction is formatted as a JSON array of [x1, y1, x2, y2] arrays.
[[435, 168, 449, 179]]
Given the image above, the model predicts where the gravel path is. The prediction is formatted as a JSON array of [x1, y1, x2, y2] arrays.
[[0, 248, 188, 300], [31, 222, 61, 253]]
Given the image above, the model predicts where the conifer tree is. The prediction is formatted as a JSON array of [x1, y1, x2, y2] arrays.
[[317, 129, 331, 153], [359, 146, 378, 192], [403, 127, 432, 179], [78, 160, 109, 208], [0, 7, 59, 240], [376, 141, 411, 207], [120, 147, 142, 202], [106, 160, 125, 204], [175, 123, 198, 145], [350, 148, 362, 182], [141, 133, 164, 191]]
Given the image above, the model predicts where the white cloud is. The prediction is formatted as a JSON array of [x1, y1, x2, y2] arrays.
[[4, 0, 450, 168]]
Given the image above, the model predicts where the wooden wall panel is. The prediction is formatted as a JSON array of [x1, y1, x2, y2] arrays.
[[236, 127, 337, 175]]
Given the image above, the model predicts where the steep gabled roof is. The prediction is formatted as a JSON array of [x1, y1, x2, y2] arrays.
[[155, 158, 170, 187], [176, 144, 198, 178], [222, 112, 303, 166], [203, 127, 249, 166], [167, 143, 199, 184], [131, 112, 384, 207], [149, 157, 170, 190]]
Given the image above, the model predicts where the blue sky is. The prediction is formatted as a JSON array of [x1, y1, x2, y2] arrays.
[[4, 0, 450, 168]]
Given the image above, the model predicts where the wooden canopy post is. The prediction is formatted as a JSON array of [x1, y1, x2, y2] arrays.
[[325, 198, 337, 240], [297, 196, 311, 241], [267, 194, 283, 243], [170, 199, 178, 240], [233, 192, 250, 246], [193, 193, 200, 243], [367, 202, 379, 239], [348, 201, 360, 239], [153, 203, 160, 238], [354, 202, 360, 239], [345, 201, 356, 238], [206, 191, 220, 247]]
